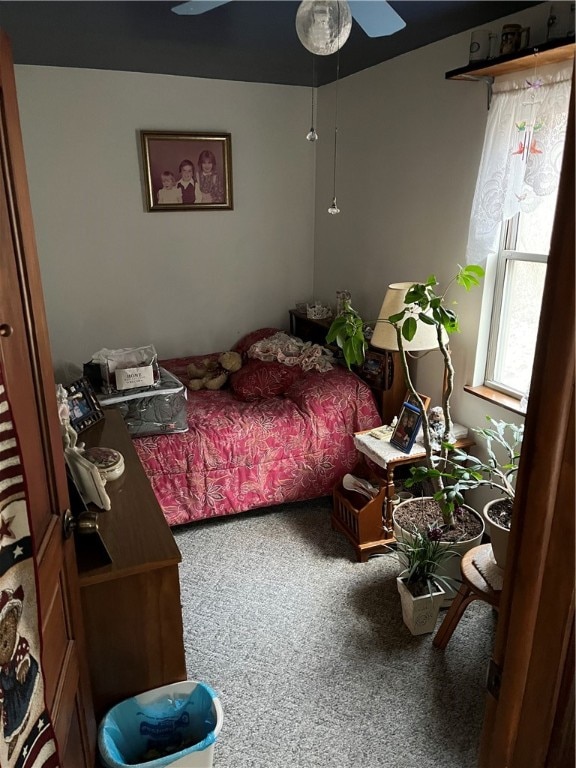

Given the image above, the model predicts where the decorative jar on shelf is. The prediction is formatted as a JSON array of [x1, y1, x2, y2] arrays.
[[335, 290, 351, 316]]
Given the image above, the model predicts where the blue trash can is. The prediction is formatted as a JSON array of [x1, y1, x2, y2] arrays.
[[98, 680, 223, 768]]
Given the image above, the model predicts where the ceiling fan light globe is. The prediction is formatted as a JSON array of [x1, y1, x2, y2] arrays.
[[296, 0, 352, 56]]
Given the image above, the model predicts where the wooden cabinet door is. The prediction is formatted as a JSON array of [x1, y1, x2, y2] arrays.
[[0, 29, 95, 766]]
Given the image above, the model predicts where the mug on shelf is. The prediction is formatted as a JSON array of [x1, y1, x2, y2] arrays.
[[500, 24, 530, 55], [469, 29, 490, 61]]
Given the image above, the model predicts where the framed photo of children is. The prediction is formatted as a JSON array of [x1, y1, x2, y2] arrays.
[[140, 131, 233, 211], [389, 402, 422, 454]]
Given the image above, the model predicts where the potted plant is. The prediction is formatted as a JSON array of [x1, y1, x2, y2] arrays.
[[326, 299, 368, 370], [382, 265, 486, 584], [372, 526, 460, 635], [459, 417, 524, 569]]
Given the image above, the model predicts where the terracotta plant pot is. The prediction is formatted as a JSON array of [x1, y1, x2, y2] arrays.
[[483, 498, 511, 569], [396, 576, 445, 635]]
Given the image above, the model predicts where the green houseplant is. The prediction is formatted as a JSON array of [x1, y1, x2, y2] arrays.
[[326, 299, 368, 370], [385, 265, 485, 531], [372, 526, 460, 635], [377, 265, 487, 595], [457, 417, 524, 568]]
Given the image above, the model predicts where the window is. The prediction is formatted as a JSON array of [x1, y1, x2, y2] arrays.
[[465, 62, 572, 402]]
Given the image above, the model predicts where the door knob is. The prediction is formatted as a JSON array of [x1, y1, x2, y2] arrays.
[[0, 323, 13, 337], [62, 508, 99, 538]]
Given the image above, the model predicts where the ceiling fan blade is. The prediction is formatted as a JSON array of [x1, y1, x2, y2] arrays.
[[172, 0, 233, 16], [350, 1, 405, 38]]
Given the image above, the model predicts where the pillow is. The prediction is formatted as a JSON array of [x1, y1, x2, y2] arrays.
[[232, 327, 280, 358], [230, 359, 300, 401]]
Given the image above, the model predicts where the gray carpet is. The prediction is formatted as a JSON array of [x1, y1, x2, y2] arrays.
[[175, 497, 496, 768]]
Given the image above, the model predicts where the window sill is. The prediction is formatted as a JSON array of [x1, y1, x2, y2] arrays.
[[464, 385, 526, 417]]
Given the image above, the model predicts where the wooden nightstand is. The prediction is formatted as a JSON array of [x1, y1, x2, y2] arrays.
[[288, 308, 405, 423], [289, 308, 333, 347]]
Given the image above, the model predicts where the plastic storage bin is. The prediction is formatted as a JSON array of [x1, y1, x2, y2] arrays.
[[98, 681, 223, 768], [97, 367, 188, 437]]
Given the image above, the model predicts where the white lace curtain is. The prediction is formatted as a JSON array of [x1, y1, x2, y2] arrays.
[[465, 62, 573, 265]]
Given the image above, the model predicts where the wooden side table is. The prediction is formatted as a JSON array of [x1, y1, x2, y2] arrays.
[[331, 427, 475, 562], [354, 428, 476, 535], [289, 308, 332, 347]]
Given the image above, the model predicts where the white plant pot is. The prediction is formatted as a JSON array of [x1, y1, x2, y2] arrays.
[[396, 576, 445, 635], [483, 498, 511, 569], [393, 497, 485, 602]]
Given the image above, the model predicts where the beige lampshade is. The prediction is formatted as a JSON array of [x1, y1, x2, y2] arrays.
[[371, 282, 441, 352]]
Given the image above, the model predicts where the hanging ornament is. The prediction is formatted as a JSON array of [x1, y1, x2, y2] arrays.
[[328, 197, 341, 214]]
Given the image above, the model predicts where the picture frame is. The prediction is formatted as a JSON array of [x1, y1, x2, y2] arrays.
[[64, 377, 104, 433], [64, 448, 111, 511], [390, 402, 423, 454], [403, 390, 431, 413], [140, 131, 233, 211], [360, 349, 393, 389]]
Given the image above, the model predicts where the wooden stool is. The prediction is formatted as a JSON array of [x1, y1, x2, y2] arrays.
[[433, 543, 503, 649]]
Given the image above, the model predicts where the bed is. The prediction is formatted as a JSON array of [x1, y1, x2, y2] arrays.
[[132, 328, 381, 527]]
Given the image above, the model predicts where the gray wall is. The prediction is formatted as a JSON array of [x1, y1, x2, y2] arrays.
[[15, 67, 316, 372], [15, 3, 548, 441]]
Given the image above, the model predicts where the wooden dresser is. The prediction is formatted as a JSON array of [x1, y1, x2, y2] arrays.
[[76, 408, 187, 721]]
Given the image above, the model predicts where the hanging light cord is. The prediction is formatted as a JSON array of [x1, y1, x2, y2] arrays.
[[306, 54, 318, 141], [311, 56, 316, 126], [332, 45, 340, 197], [327, 2, 342, 214]]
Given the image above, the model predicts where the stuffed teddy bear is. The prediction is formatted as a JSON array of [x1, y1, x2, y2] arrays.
[[186, 350, 242, 391], [428, 405, 450, 450]]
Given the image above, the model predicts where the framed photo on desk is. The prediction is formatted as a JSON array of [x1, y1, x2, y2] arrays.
[[64, 377, 104, 433], [403, 390, 431, 413], [390, 402, 422, 453]]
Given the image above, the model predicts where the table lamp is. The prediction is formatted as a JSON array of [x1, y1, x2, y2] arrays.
[[371, 282, 441, 352], [370, 282, 445, 422]]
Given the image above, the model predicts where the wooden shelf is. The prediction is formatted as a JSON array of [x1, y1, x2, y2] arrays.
[[446, 37, 575, 81]]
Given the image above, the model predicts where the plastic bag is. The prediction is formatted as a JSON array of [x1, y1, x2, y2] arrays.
[[89, 346, 161, 394], [98, 681, 221, 768], [98, 368, 188, 436]]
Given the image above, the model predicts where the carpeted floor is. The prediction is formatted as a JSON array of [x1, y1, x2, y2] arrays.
[[175, 497, 496, 768]]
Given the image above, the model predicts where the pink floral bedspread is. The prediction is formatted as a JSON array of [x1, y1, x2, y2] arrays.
[[133, 355, 381, 527]]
